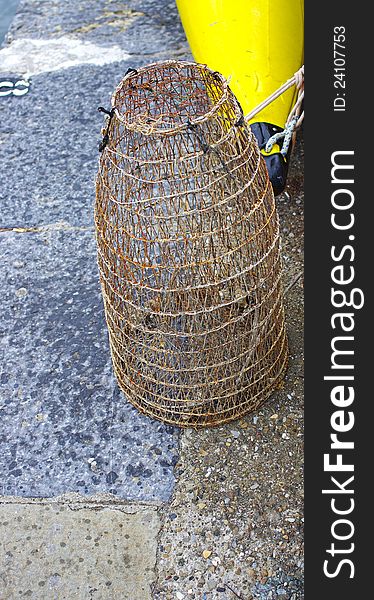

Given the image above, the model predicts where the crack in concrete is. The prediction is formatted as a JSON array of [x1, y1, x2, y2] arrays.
[[152, 429, 185, 598], [0, 492, 162, 512], [0, 221, 94, 234]]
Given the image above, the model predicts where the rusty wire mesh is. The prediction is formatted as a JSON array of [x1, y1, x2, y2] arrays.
[[95, 60, 288, 428]]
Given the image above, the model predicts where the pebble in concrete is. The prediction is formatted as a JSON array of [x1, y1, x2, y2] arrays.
[[0, 501, 160, 599]]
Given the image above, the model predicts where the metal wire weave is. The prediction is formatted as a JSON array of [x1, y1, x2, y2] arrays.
[[95, 60, 288, 428]]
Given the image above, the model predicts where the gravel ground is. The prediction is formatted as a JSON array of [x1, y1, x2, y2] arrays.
[[152, 139, 304, 600]]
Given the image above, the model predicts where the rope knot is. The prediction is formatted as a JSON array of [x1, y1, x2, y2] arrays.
[[245, 65, 304, 131], [265, 117, 298, 156]]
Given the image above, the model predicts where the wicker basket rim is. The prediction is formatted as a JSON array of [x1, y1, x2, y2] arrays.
[[110, 59, 243, 135]]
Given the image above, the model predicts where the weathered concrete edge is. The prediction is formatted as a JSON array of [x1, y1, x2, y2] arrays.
[[0, 491, 162, 511]]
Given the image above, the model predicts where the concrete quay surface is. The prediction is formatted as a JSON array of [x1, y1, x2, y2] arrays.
[[0, 1, 304, 598]]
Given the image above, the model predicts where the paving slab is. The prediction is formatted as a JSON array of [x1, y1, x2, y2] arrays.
[[0, 500, 160, 599], [0, 228, 179, 500], [0, 0, 187, 503]]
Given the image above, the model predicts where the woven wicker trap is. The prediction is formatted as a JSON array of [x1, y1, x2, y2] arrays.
[[95, 60, 288, 427]]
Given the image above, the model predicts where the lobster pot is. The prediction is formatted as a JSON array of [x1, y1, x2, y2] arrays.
[[95, 60, 288, 428]]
